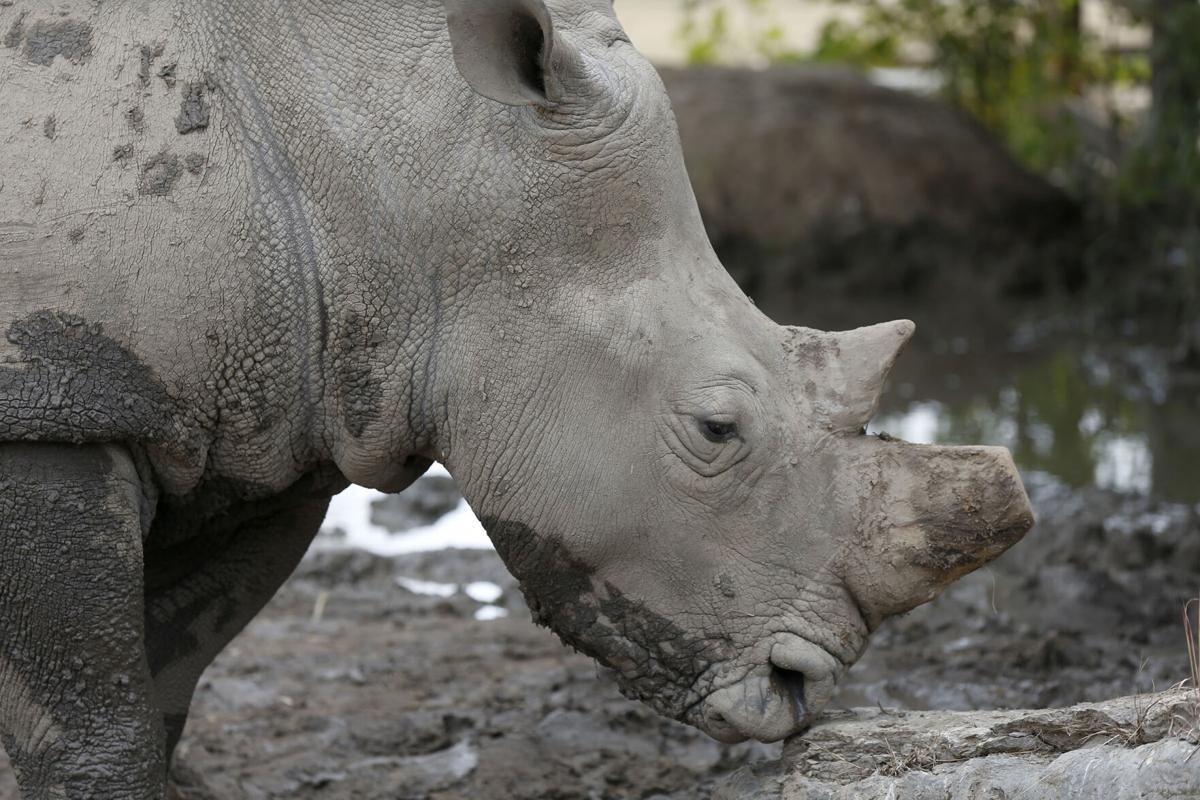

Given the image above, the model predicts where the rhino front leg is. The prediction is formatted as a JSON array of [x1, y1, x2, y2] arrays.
[[0, 443, 165, 800], [142, 478, 336, 769]]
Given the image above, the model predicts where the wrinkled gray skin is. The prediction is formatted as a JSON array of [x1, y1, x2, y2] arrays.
[[0, 1, 1034, 796]]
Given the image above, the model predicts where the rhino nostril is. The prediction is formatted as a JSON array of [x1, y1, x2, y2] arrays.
[[771, 666, 807, 723]]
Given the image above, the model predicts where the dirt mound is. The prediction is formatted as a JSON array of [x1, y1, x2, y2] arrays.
[[661, 65, 1081, 305]]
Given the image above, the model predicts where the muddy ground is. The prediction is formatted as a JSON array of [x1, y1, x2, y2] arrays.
[[1, 470, 1195, 799]]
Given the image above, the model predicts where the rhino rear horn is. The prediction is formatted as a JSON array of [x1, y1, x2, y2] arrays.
[[787, 320, 915, 432], [442, 0, 580, 107]]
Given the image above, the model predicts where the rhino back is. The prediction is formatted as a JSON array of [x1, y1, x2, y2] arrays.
[[1, 2, 240, 482]]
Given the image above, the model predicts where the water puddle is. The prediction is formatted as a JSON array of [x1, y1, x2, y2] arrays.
[[394, 577, 458, 598], [473, 606, 509, 621], [464, 581, 504, 604], [392, 573, 508, 622], [839, 304, 1200, 504]]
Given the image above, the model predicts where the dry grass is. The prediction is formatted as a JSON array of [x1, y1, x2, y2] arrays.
[[1181, 594, 1200, 741], [874, 737, 955, 777], [1095, 693, 1166, 747]]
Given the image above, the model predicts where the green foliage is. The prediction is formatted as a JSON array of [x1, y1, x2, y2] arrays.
[[677, 0, 1199, 226], [815, 0, 1118, 175], [1118, 0, 1200, 218], [676, 0, 1160, 179], [678, 0, 804, 64], [678, 0, 730, 64], [808, 19, 897, 68]]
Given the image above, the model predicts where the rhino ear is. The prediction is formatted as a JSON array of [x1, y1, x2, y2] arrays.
[[442, 0, 577, 107]]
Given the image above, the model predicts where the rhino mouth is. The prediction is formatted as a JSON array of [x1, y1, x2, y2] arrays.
[[772, 665, 808, 724], [697, 635, 843, 743], [771, 635, 842, 713]]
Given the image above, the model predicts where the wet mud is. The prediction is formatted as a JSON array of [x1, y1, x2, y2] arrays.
[[167, 548, 775, 800]]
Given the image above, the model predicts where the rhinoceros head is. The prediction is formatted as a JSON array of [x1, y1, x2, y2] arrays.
[[434, 0, 1034, 742]]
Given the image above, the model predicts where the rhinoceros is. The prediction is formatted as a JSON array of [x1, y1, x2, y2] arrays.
[[0, 0, 1033, 796]]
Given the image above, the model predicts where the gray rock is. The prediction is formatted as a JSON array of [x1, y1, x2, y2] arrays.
[[716, 690, 1200, 799]]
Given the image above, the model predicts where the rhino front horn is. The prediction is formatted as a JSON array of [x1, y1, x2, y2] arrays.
[[840, 441, 1035, 628]]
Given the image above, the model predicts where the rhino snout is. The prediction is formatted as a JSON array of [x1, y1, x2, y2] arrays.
[[841, 441, 1035, 628], [698, 636, 842, 743]]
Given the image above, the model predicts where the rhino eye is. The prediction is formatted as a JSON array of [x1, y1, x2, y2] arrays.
[[699, 419, 739, 443]]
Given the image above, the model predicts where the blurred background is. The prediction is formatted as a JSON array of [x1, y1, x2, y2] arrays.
[[105, 4, 1200, 798]]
